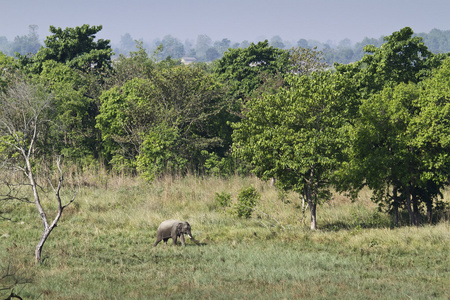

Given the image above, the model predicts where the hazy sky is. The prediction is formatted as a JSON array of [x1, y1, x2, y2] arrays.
[[1, 0, 450, 45]]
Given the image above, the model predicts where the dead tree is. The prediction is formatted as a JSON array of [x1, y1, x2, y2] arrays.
[[0, 76, 76, 263]]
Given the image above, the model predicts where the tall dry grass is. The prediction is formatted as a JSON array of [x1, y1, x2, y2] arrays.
[[1, 167, 449, 299]]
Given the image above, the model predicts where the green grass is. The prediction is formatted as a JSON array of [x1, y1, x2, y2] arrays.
[[1, 175, 449, 299]]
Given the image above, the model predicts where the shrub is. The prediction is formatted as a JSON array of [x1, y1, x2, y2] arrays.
[[215, 191, 231, 210], [235, 186, 260, 218]]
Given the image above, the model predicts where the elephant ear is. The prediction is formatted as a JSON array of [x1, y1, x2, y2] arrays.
[[176, 223, 183, 234]]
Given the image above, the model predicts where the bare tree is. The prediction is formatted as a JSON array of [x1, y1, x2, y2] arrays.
[[0, 75, 76, 263]]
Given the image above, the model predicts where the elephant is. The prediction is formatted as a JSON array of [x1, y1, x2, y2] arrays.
[[153, 219, 198, 247]]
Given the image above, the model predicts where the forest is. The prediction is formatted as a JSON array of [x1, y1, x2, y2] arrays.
[[0, 24, 449, 298], [2, 25, 450, 64]]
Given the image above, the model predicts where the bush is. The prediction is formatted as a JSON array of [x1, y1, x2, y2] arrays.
[[235, 186, 260, 218], [215, 191, 231, 210]]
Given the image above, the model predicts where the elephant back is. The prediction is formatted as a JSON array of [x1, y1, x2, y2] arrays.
[[158, 219, 182, 230]]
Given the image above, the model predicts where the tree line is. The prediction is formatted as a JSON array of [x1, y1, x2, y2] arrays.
[[3, 25, 450, 64], [1, 24, 450, 237]]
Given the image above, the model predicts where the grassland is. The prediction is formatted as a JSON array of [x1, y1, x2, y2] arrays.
[[1, 174, 449, 299]]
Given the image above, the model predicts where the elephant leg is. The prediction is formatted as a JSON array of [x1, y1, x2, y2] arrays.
[[153, 235, 162, 247], [163, 238, 169, 247], [172, 235, 178, 246], [180, 234, 186, 246]]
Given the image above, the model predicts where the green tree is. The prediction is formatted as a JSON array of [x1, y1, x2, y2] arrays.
[[108, 41, 155, 87], [335, 27, 449, 226], [233, 72, 356, 229], [343, 83, 421, 225], [97, 65, 228, 178], [38, 60, 99, 160], [12, 25, 114, 163], [214, 40, 290, 106], [335, 27, 444, 97], [136, 123, 187, 181], [346, 78, 450, 226], [0, 53, 16, 92], [18, 24, 112, 73], [96, 77, 156, 170], [409, 57, 450, 223]]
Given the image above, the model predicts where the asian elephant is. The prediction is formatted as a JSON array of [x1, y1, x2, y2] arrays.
[[153, 219, 198, 247]]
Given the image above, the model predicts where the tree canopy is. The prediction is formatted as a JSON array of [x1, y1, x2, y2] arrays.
[[232, 72, 357, 229], [17, 24, 112, 73], [1, 24, 449, 230]]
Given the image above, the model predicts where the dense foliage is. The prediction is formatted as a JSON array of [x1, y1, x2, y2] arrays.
[[2, 25, 450, 299], [1, 24, 450, 229]]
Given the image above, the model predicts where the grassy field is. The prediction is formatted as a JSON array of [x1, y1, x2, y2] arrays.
[[1, 174, 449, 299]]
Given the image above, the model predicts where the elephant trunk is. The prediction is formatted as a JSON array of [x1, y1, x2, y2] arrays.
[[187, 233, 200, 244]]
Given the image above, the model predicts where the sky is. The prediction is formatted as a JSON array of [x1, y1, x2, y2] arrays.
[[1, 0, 450, 46]]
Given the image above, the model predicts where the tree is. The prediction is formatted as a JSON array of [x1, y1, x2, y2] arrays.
[[13, 25, 114, 162], [233, 72, 356, 229], [297, 39, 309, 48], [214, 38, 231, 55], [0, 76, 75, 263], [195, 34, 212, 61], [408, 57, 450, 223], [0, 261, 30, 300], [38, 60, 100, 160], [18, 24, 112, 73], [335, 27, 449, 226], [0, 53, 16, 92], [215, 40, 290, 105], [335, 27, 444, 97], [345, 74, 450, 226], [270, 35, 285, 49], [107, 41, 155, 87], [344, 83, 421, 225], [97, 65, 228, 178], [288, 46, 328, 76], [10, 25, 41, 55], [158, 35, 185, 59], [205, 47, 220, 61], [119, 33, 136, 55]]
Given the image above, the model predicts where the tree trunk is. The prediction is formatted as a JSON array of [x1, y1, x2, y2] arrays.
[[392, 186, 399, 227], [309, 201, 317, 230], [412, 193, 421, 226], [426, 201, 433, 225], [305, 177, 317, 230], [393, 206, 399, 227], [35, 227, 54, 263], [405, 186, 415, 226], [26, 156, 72, 263]]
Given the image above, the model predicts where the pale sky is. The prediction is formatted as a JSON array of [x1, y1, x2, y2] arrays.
[[1, 0, 449, 45]]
